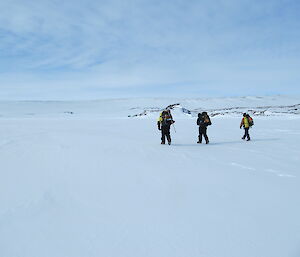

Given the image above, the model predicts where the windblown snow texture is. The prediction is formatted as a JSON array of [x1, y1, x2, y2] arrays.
[[0, 96, 300, 257]]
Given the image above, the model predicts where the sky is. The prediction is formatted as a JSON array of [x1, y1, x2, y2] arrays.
[[0, 0, 299, 100]]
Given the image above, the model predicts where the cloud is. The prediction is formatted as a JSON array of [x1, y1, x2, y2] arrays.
[[0, 0, 299, 99]]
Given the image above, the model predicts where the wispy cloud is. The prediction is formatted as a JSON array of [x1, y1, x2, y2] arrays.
[[0, 0, 299, 99]]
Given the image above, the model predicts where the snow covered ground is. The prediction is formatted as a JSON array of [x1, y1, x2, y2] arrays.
[[0, 96, 300, 257]]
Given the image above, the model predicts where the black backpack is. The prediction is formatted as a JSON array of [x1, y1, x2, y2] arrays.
[[247, 115, 254, 126]]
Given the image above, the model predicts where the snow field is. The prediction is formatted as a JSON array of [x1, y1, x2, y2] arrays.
[[0, 113, 300, 257]]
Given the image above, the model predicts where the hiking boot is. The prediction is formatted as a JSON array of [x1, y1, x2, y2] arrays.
[[247, 138, 251, 141], [161, 142, 165, 144], [242, 136, 245, 140], [168, 141, 171, 145], [197, 141, 201, 144], [206, 140, 209, 144]]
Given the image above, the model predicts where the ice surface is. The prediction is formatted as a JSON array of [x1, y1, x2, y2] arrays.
[[0, 96, 300, 257]]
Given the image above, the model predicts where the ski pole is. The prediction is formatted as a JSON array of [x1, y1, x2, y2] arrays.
[[172, 123, 176, 133]]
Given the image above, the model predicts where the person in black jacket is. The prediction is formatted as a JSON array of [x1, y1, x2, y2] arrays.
[[197, 112, 211, 144], [157, 110, 175, 145]]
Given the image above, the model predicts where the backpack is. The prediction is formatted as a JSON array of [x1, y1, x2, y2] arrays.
[[204, 115, 212, 126], [160, 111, 173, 126], [247, 116, 254, 126]]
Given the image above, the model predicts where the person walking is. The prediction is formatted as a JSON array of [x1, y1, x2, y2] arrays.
[[197, 112, 211, 144], [240, 113, 253, 141], [157, 110, 175, 145]]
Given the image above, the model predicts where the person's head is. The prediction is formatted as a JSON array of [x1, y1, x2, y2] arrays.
[[198, 113, 202, 117], [162, 110, 169, 118], [202, 111, 207, 116], [243, 113, 247, 117]]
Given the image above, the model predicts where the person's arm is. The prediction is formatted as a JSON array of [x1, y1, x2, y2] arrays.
[[240, 118, 244, 129], [157, 115, 162, 130], [208, 118, 212, 126], [157, 121, 161, 130]]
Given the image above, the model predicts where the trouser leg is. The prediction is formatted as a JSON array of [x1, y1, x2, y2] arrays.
[[161, 129, 165, 144], [245, 128, 250, 140], [242, 129, 246, 139], [198, 134, 202, 143], [166, 133, 171, 143], [199, 127, 209, 143], [162, 126, 171, 144], [198, 127, 202, 143], [203, 127, 209, 143], [165, 127, 171, 143]]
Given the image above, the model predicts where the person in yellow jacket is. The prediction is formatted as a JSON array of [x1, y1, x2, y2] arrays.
[[157, 110, 175, 145], [240, 113, 251, 141]]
